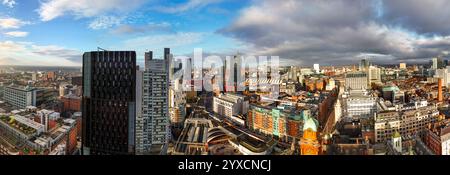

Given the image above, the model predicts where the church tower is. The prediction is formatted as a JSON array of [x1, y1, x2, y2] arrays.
[[300, 111, 320, 155]]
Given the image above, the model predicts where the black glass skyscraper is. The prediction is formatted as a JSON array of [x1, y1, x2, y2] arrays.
[[82, 51, 136, 155]]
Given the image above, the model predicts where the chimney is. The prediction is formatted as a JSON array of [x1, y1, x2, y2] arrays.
[[438, 78, 443, 102]]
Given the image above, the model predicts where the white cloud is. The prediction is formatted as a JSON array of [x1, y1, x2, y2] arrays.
[[2, 0, 15, 8], [0, 41, 81, 66], [111, 22, 172, 34], [37, 0, 146, 21], [158, 0, 224, 13], [0, 17, 29, 29], [88, 16, 124, 30], [4, 31, 28, 37], [123, 32, 204, 49]]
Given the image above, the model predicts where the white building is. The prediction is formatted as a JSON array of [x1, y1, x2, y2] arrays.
[[343, 90, 377, 119], [313, 64, 320, 74], [213, 93, 249, 119], [3, 85, 36, 109]]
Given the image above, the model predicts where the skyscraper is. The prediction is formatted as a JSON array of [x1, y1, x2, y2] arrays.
[[136, 48, 170, 155], [432, 58, 439, 70], [224, 53, 242, 92], [359, 59, 370, 71], [82, 51, 137, 155]]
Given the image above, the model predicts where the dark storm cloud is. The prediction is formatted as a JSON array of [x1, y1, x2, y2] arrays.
[[219, 0, 450, 65], [381, 0, 450, 35]]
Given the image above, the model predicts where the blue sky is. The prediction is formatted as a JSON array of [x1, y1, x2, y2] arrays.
[[0, 0, 250, 66], [2, 0, 450, 67]]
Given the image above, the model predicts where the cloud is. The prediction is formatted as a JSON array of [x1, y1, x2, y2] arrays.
[[88, 16, 124, 30], [219, 0, 450, 65], [0, 41, 81, 66], [31, 45, 81, 63], [2, 0, 15, 8], [381, 0, 450, 35], [0, 17, 29, 29], [37, 0, 146, 21], [111, 22, 172, 34], [123, 32, 204, 48], [157, 0, 224, 13], [4, 31, 28, 37]]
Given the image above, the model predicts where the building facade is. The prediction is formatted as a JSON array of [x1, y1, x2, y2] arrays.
[[343, 90, 377, 119], [375, 106, 439, 143], [82, 51, 137, 155], [3, 85, 36, 109], [136, 49, 170, 155], [247, 105, 305, 142], [345, 72, 368, 90], [213, 93, 249, 119]]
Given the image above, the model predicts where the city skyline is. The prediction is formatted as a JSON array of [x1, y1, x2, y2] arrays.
[[1, 0, 450, 67], [4, 0, 450, 161]]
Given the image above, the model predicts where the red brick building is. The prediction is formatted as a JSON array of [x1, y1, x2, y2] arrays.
[[61, 94, 81, 112]]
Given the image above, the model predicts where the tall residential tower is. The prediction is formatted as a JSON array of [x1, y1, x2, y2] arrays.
[[136, 48, 170, 155]]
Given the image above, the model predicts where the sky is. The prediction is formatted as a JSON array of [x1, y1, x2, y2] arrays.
[[1, 0, 450, 67]]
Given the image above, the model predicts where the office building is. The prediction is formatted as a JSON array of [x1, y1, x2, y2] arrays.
[[345, 72, 368, 90], [82, 51, 137, 155], [3, 85, 36, 109], [343, 90, 377, 119], [213, 93, 249, 119]]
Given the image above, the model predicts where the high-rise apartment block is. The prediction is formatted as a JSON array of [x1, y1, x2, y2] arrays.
[[136, 48, 170, 155]]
